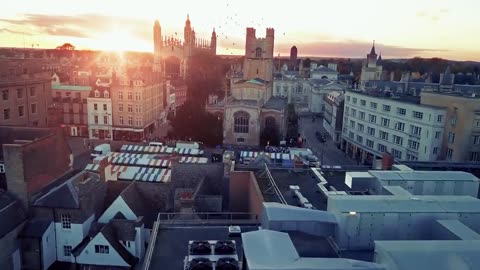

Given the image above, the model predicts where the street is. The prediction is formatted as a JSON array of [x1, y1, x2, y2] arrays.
[[298, 115, 356, 166]]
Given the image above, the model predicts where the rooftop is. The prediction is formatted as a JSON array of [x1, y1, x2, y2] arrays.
[[51, 84, 92, 91], [263, 97, 288, 111]]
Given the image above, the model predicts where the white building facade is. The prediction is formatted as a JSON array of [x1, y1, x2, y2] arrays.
[[87, 88, 113, 140], [341, 90, 446, 164]]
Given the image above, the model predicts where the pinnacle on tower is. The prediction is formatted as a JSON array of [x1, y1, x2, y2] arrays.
[[370, 40, 376, 55]]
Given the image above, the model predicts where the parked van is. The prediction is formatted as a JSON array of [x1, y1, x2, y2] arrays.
[[176, 141, 200, 149], [289, 147, 313, 157], [148, 142, 163, 147], [91, 144, 111, 159]]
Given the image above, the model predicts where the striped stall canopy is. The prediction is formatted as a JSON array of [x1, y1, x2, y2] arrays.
[[85, 163, 100, 172], [118, 167, 171, 183], [265, 153, 294, 161], [179, 156, 208, 164], [175, 148, 202, 156], [108, 156, 171, 168], [120, 144, 175, 154], [108, 152, 148, 158]]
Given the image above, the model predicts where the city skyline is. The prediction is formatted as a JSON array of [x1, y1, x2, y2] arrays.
[[0, 0, 479, 61]]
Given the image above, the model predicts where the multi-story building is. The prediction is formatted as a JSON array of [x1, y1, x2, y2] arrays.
[[341, 90, 446, 164], [50, 83, 91, 137], [420, 91, 480, 161], [323, 91, 344, 145], [111, 69, 164, 141], [87, 87, 113, 140], [0, 60, 52, 127]]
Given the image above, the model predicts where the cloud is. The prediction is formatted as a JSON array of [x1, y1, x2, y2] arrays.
[[415, 9, 448, 22], [0, 27, 28, 35], [275, 40, 449, 59]]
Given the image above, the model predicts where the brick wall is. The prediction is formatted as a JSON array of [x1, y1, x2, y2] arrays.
[[229, 171, 264, 219]]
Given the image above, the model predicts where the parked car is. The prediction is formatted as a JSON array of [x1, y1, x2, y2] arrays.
[[305, 154, 321, 167]]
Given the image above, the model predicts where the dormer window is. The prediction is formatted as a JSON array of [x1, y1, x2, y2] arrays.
[[104, 91, 109, 98], [94, 90, 100, 98]]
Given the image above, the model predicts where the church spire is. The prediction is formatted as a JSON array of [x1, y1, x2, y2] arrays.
[[370, 40, 376, 55]]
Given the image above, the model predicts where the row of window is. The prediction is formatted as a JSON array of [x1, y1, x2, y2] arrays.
[[63, 245, 110, 257], [119, 116, 143, 127], [1, 87, 36, 101], [346, 116, 425, 138], [118, 92, 142, 101], [93, 103, 109, 111], [3, 104, 38, 120], [345, 96, 444, 122], [118, 104, 142, 113], [93, 115, 110, 125]]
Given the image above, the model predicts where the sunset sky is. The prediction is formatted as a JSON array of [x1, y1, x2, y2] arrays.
[[1, 0, 479, 61]]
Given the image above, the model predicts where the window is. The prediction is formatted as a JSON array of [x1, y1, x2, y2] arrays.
[[408, 140, 420, 151], [234, 111, 250, 133], [394, 122, 405, 132], [377, 143, 387, 153], [0, 164, 4, 173], [356, 135, 363, 143], [122, 241, 131, 248], [18, 106, 24, 117], [119, 116, 124, 125], [393, 135, 403, 145], [94, 90, 100, 98], [451, 117, 457, 125], [381, 117, 390, 127], [102, 104, 107, 111], [64, 245, 73, 257], [370, 102, 377, 109], [412, 111, 423, 119], [435, 131, 441, 139], [2, 89, 8, 100], [410, 125, 422, 136], [391, 148, 402, 159], [128, 117, 133, 125], [359, 111, 365, 120], [367, 127, 375, 136], [360, 99, 366, 106], [118, 91, 123, 100], [3, 109, 10, 120], [351, 109, 356, 117], [119, 104, 124, 112], [350, 120, 355, 128], [368, 114, 377, 123], [31, 103, 37, 114], [94, 104, 98, 111], [16, 88, 23, 99], [128, 104, 133, 113], [103, 91, 109, 98], [475, 120, 480, 127], [357, 123, 364, 132], [135, 92, 141, 100], [103, 116, 108, 124], [128, 92, 133, 100], [29, 87, 36, 97], [61, 214, 71, 229], [237, 138, 245, 142], [407, 154, 418, 161], [437, 115, 443, 122], [135, 117, 142, 127], [345, 107, 349, 115], [473, 135, 480, 145], [94, 116, 99, 124], [135, 105, 141, 113], [397, 107, 406, 115], [470, 152, 480, 162], [255, 47, 262, 58], [446, 148, 453, 160], [95, 245, 110, 254], [349, 131, 354, 139], [366, 139, 374, 148], [346, 96, 351, 102], [379, 130, 389, 141], [448, 132, 456, 144], [383, 105, 391, 112], [433, 147, 439, 154], [352, 98, 357, 104]]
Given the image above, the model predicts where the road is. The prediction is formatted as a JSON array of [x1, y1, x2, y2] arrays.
[[298, 115, 356, 166]]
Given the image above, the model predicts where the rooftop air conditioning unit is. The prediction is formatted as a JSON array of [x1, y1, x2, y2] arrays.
[[216, 257, 239, 270], [189, 257, 213, 270], [190, 241, 212, 255], [214, 241, 236, 255]]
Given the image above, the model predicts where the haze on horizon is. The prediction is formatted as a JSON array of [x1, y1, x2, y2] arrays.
[[0, 0, 479, 61]]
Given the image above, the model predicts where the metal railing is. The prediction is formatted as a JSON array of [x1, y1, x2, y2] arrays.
[[264, 164, 288, 204], [157, 212, 259, 224]]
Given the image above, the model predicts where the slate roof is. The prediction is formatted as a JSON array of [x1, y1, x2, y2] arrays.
[[0, 190, 27, 238], [309, 79, 332, 86], [313, 66, 337, 73], [263, 97, 288, 111], [20, 219, 52, 238], [33, 172, 82, 208], [101, 224, 138, 266], [234, 77, 267, 85], [110, 219, 137, 241]]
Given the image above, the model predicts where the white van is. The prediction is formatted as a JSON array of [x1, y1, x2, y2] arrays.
[[91, 144, 111, 159], [175, 141, 200, 149], [148, 142, 163, 147]]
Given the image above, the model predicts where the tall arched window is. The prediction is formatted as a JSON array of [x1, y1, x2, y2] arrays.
[[255, 47, 262, 58], [234, 111, 250, 133]]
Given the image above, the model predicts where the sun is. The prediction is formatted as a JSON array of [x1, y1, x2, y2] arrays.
[[95, 27, 142, 52]]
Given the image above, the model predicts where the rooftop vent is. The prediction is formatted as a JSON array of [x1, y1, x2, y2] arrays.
[[214, 241, 236, 255], [216, 257, 239, 270], [190, 241, 212, 255], [189, 257, 213, 270]]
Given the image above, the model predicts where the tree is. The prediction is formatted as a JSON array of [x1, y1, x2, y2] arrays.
[[56, 43, 75, 50]]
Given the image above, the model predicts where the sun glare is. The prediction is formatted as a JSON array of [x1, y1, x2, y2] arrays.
[[96, 27, 137, 52]]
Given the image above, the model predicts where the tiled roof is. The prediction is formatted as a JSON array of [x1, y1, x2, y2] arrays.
[[101, 224, 138, 266], [20, 219, 52, 238], [263, 97, 287, 111], [52, 84, 92, 91], [0, 191, 27, 238], [110, 219, 137, 241], [33, 176, 80, 208]]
